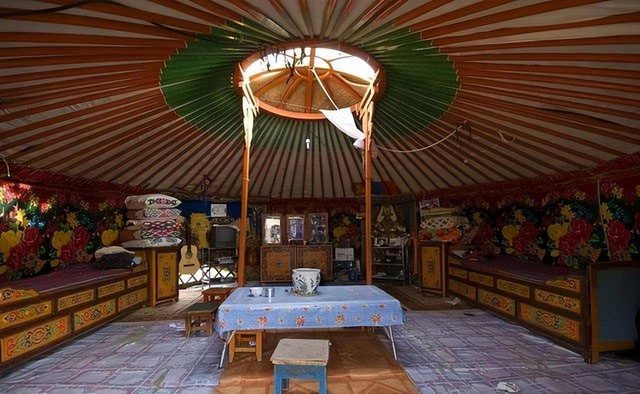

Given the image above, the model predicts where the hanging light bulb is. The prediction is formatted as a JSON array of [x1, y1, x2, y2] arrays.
[[305, 138, 311, 150]]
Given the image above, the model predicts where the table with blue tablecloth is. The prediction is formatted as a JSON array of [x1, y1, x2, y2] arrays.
[[215, 285, 404, 365]]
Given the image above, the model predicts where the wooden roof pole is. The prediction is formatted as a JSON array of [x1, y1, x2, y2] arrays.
[[357, 71, 378, 286], [238, 66, 259, 287], [362, 100, 374, 285]]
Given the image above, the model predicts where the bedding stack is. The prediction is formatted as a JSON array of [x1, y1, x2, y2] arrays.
[[120, 194, 183, 249]]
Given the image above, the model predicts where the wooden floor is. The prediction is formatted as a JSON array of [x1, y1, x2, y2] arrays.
[[375, 283, 470, 311], [120, 287, 204, 321], [216, 329, 418, 393], [121, 284, 466, 322]]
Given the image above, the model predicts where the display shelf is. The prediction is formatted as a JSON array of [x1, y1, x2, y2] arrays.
[[372, 243, 408, 284]]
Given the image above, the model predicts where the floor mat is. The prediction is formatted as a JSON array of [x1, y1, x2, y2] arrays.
[[216, 329, 418, 393]]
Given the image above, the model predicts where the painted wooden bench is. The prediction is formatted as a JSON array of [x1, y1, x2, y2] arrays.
[[0, 261, 149, 373]]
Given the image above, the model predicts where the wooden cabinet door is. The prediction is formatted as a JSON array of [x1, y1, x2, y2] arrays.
[[156, 251, 178, 301], [297, 245, 332, 281], [261, 246, 296, 282], [420, 243, 444, 294]]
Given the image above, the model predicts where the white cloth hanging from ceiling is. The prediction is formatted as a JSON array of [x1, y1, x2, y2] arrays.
[[320, 108, 377, 157]]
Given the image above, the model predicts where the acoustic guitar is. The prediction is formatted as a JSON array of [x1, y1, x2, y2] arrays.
[[179, 216, 201, 275]]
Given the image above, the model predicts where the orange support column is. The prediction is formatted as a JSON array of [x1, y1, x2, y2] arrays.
[[237, 143, 250, 287], [363, 102, 374, 285]]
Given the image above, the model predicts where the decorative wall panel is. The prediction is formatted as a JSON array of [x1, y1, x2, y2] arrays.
[[58, 289, 95, 311], [97, 281, 125, 298], [497, 279, 530, 298], [73, 299, 117, 331], [478, 289, 515, 316], [1, 300, 52, 329], [1, 316, 70, 362], [520, 303, 581, 343]]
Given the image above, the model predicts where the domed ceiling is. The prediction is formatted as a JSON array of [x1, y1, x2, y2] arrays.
[[1, 1, 639, 199]]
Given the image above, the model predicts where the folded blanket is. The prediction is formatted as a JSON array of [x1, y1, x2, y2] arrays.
[[126, 208, 182, 219], [125, 218, 183, 231], [120, 229, 181, 241], [125, 194, 181, 210], [121, 237, 181, 248]]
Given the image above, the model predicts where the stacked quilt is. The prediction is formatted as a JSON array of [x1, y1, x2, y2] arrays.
[[120, 194, 183, 248]]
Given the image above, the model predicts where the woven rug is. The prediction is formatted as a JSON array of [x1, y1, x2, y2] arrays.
[[376, 284, 471, 311], [216, 329, 418, 393]]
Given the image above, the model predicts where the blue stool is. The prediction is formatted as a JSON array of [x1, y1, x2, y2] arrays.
[[271, 338, 329, 394]]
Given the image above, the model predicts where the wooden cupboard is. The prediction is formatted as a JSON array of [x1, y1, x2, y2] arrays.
[[261, 245, 332, 283]]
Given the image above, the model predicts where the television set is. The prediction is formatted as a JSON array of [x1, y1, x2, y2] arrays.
[[210, 226, 238, 249]]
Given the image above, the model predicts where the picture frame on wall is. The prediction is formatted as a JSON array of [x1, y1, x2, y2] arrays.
[[210, 203, 227, 218], [286, 214, 305, 243], [308, 212, 328, 244], [264, 214, 283, 244]]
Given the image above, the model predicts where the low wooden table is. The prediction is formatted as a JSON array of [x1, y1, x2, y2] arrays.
[[271, 338, 329, 394], [184, 302, 219, 338]]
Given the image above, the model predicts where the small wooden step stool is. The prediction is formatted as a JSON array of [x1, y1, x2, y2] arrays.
[[184, 302, 219, 339], [271, 338, 329, 394], [230, 330, 263, 361], [201, 286, 234, 303]]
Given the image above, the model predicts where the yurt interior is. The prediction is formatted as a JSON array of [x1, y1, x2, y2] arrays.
[[1, 1, 640, 393]]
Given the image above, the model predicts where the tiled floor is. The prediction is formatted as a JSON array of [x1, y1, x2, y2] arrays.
[[391, 310, 640, 393], [0, 321, 224, 393], [2, 309, 639, 393]]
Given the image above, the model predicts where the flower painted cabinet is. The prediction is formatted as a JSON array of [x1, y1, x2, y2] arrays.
[[131, 247, 179, 306]]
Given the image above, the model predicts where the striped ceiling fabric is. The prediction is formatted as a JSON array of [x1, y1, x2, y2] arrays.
[[1, 1, 639, 199]]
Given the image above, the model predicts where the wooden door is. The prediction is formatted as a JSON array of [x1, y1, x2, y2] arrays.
[[420, 243, 445, 294]]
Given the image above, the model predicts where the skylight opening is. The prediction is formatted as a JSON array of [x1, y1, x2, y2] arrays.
[[245, 47, 376, 82]]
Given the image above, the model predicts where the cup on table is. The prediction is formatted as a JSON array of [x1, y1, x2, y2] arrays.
[[250, 287, 263, 297]]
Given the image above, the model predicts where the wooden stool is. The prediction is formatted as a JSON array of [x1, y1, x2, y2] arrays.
[[229, 330, 263, 362], [271, 338, 329, 394], [202, 287, 234, 303], [184, 302, 219, 339]]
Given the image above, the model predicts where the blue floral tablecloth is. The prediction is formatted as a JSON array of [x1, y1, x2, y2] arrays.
[[214, 285, 404, 335]]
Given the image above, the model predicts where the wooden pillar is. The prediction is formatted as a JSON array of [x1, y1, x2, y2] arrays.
[[237, 89, 256, 287], [363, 102, 374, 285], [237, 143, 250, 287]]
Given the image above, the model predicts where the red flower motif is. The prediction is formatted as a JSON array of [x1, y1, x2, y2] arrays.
[[60, 243, 75, 263], [558, 233, 578, 256], [570, 218, 593, 244], [633, 212, 640, 235], [518, 221, 538, 244], [512, 236, 527, 253], [22, 228, 42, 252], [72, 226, 90, 249], [474, 223, 494, 245], [607, 220, 631, 253], [6, 243, 28, 270]]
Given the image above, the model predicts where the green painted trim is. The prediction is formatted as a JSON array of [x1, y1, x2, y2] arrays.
[[160, 22, 459, 150]]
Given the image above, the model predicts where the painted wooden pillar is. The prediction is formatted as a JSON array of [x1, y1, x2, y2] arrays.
[[237, 144, 250, 287], [238, 94, 256, 287], [363, 102, 374, 285]]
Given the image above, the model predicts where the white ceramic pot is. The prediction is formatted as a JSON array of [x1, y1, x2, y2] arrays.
[[292, 268, 320, 296]]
